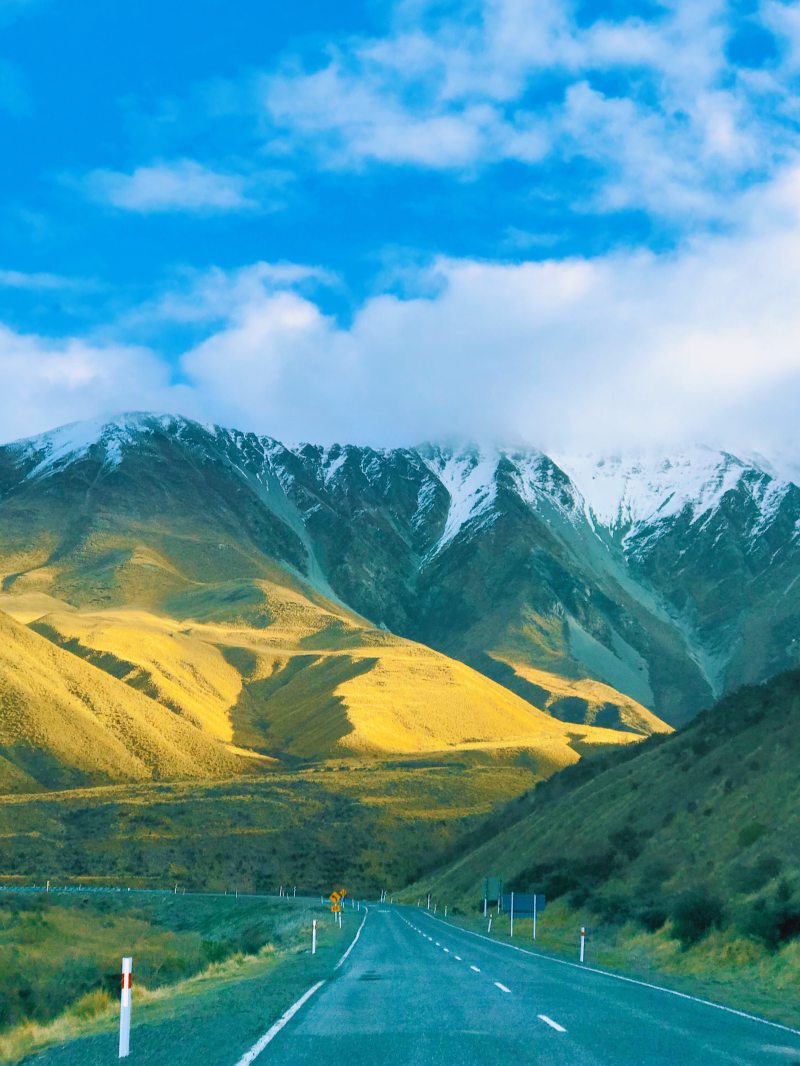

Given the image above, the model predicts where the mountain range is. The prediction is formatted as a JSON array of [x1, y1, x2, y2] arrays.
[[2, 414, 797, 735]]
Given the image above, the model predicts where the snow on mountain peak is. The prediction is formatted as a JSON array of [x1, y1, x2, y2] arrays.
[[10, 412, 185, 480], [553, 446, 789, 537], [419, 444, 500, 552]]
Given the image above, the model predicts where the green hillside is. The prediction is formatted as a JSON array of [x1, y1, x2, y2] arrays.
[[425, 669, 800, 947]]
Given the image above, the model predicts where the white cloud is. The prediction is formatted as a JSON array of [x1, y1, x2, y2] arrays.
[[0, 269, 83, 290], [167, 166, 800, 455], [259, 0, 795, 219], [85, 160, 257, 213], [6, 166, 800, 457], [0, 325, 190, 441]]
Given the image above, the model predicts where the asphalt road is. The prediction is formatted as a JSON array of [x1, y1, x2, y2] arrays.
[[258, 906, 800, 1066]]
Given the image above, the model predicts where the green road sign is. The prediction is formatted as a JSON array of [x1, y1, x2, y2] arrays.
[[483, 876, 502, 902]]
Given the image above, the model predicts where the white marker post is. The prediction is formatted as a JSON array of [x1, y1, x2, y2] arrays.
[[488, 916, 493, 933], [533, 895, 537, 940], [510, 892, 515, 938], [119, 957, 132, 1058], [293, 886, 296, 898], [444, 906, 447, 918], [46, 880, 50, 893], [483, 897, 487, 917], [312, 919, 317, 955], [580, 927, 586, 963]]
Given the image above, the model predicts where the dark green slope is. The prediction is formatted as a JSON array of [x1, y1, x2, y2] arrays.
[[429, 669, 800, 948]]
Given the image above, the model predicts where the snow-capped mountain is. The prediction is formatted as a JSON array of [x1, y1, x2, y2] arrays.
[[2, 413, 799, 726]]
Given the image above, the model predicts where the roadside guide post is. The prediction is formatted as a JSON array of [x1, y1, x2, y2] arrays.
[[119, 957, 132, 1059], [533, 893, 537, 940], [312, 919, 317, 955], [580, 927, 586, 963], [510, 892, 515, 938]]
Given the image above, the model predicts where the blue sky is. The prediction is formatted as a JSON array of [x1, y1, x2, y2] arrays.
[[2, 0, 800, 452]]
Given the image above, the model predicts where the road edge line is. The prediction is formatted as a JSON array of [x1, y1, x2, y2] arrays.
[[335, 906, 369, 970], [417, 910, 800, 1037], [232, 980, 325, 1066]]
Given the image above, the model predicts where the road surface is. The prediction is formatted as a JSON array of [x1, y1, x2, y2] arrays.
[[28, 904, 800, 1064], [258, 906, 800, 1066]]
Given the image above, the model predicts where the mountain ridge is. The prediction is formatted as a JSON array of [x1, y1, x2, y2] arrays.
[[2, 412, 798, 728]]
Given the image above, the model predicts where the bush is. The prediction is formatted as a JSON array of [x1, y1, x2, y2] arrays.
[[741, 883, 800, 948], [671, 888, 725, 945]]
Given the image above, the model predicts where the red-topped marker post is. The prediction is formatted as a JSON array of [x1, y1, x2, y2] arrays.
[[119, 956, 132, 1058]]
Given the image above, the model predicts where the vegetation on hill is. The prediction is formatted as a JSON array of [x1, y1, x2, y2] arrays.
[[407, 671, 800, 1025], [0, 753, 551, 892], [424, 670, 800, 948], [0, 890, 351, 1064]]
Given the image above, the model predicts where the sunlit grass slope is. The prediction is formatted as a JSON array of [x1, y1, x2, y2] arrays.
[[487, 655, 671, 735], [15, 578, 655, 765], [0, 611, 261, 791]]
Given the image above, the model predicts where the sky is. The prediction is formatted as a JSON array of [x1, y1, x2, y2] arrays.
[[2, 0, 800, 454]]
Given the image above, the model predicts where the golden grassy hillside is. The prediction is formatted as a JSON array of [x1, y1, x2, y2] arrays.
[[0, 610, 262, 791], [488, 655, 671, 735], [4, 572, 664, 769]]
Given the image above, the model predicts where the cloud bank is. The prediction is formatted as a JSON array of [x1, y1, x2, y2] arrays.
[[4, 165, 800, 456]]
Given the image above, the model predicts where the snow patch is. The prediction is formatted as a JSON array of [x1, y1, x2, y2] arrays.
[[420, 446, 499, 553]]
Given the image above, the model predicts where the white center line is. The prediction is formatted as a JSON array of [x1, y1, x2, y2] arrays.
[[495, 982, 512, 994], [470, 965, 481, 973], [539, 1015, 567, 1033], [454, 955, 462, 961], [443, 948, 449, 953]]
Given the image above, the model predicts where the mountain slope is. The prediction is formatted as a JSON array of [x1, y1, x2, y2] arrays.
[[0, 610, 258, 791], [422, 669, 800, 948], [2, 414, 798, 729], [3, 592, 651, 766]]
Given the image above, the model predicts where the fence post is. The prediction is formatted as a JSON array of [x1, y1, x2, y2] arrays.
[[119, 957, 132, 1058]]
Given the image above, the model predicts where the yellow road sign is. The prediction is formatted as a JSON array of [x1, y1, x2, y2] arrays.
[[330, 904, 341, 913], [329, 891, 340, 903]]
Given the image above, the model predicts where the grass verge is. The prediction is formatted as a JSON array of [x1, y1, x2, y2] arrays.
[[0, 890, 356, 1065]]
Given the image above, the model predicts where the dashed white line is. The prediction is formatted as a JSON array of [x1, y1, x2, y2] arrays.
[[539, 1015, 567, 1033], [470, 965, 481, 973], [443, 948, 450, 953], [495, 982, 512, 994], [454, 955, 462, 961], [416, 908, 800, 1038]]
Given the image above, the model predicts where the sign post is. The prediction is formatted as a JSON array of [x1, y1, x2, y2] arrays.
[[119, 957, 132, 1059], [482, 876, 502, 918]]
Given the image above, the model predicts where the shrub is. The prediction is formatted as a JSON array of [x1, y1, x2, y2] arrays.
[[670, 888, 725, 945]]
